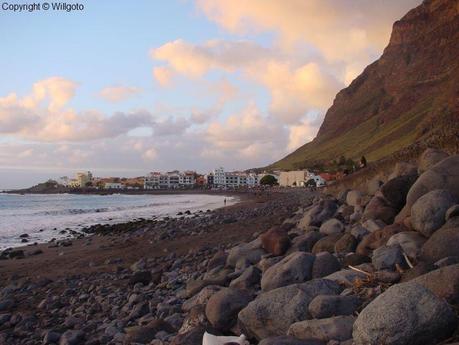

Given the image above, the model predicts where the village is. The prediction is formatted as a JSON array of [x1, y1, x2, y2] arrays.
[[49, 167, 340, 191]]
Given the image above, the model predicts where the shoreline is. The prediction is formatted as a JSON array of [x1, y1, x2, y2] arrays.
[[0, 192, 247, 251], [0, 190, 311, 282]]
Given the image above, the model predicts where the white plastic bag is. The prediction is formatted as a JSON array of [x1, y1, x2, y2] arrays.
[[202, 331, 250, 345]]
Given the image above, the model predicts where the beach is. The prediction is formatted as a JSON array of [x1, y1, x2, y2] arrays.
[[0, 189, 315, 344]]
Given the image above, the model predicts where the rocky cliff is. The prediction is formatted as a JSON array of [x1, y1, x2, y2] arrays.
[[272, 0, 459, 170]]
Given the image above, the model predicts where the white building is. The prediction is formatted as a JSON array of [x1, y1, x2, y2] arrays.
[[212, 168, 262, 188], [144, 171, 196, 189], [76, 171, 93, 187], [104, 182, 125, 190]]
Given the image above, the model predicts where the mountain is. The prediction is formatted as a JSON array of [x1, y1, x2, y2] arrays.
[[272, 0, 459, 171]]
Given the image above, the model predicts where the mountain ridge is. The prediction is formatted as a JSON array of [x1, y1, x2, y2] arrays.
[[271, 0, 459, 171]]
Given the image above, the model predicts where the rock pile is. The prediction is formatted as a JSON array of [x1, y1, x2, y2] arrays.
[[1, 151, 459, 345]]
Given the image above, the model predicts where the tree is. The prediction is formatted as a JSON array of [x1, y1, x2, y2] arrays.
[[360, 156, 367, 168], [338, 155, 346, 166], [260, 174, 278, 186]]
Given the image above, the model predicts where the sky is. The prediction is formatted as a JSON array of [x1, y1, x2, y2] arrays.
[[0, 0, 421, 189]]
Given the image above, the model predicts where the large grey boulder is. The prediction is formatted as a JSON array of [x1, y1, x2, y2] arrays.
[[311, 252, 340, 279], [319, 219, 344, 235], [353, 282, 457, 345], [288, 315, 355, 342], [226, 240, 265, 267], [362, 194, 398, 225], [261, 252, 315, 291], [308, 295, 361, 319], [205, 287, 252, 331], [229, 266, 261, 290], [371, 245, 404, 270], [411, 189, 457, 237], [404, 155, 459, 212], [413, 263, 459, 304], [238, 279, 342, 340], [287, 232, 324, 254], [386, 232, 426, 259], [418, 148, 449, 173], [298, 200, 338, 228], [381, 174, 418, 211], [421, 219, 459, 262]]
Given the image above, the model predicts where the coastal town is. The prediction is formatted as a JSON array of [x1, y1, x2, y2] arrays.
[[47, 168, 331, 191]]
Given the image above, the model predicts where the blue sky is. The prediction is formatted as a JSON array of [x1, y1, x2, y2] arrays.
[[0, 0, 420, 188]]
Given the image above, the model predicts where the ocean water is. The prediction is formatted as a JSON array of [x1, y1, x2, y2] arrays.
[[0, 193, 236, 250]]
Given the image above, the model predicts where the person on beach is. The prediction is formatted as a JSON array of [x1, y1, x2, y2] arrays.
[[224, 198, 227, 205]]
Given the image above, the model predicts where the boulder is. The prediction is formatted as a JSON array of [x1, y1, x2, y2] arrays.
[[319, 219, 344, 236], [257, 256, 283, 273], [367, 178, 383, 195], [229, 266, 261, 290], [343, 253, 371, 267], [203, 266, 232, 286], [288, 315, 355, 342], [261, 228, 291, 256], [381, 174, 418, 211], [352, 282, 457, 345], [308, 295, 361, 319], [346, 190, 362, 207], [288, 232, 324, 254], [226, 240, 265, 268], [258, 335, 324, 345], [312, 234, 342, 254], [298, 200, 338, 228], [182, 285, 222, 312], [350, 225, 369, 241], [361, 219, 386, 233], [178, 305, 210, 334], [323, 269, 367, 287], [411, 189, 457, 236], [356, 223, 405, 256], [362, 194, 398, 225], [413, 264, 459, 304], [311, 252, 340, 279], [371, 245, 404, 270], [386, 232, 426, 259], [59, 330, 85, 345], [238, 279, 342, 340], [405, 155, 459, 212], [207, 251, 227, 270], [125, 320, 175, 344], [389, 162, 417, 180], [261, 252, 315, 291], [205, 288, 252, 331], [129, 271, 152, 286], [421, 221, 459, 262], [334, 234, 357, 254], [418, 148, 449, 173], [171, 326, 208, 345], [446, 204, 459, 221]]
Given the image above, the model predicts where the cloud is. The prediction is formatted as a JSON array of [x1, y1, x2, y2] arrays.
[[196, 0, 420, 63], [151, 39, 343, 123], [153, 117, 190, 136], [99, 86, 142, 102], [206, 103, 287, 159], [0, 78, 153, 141], [153, 66, 174, 86]]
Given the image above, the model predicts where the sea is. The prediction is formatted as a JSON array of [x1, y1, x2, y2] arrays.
[[0, 193, 236, 250]]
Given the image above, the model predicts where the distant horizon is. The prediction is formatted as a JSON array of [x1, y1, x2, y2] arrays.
[[0, 0, 421, 189]]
